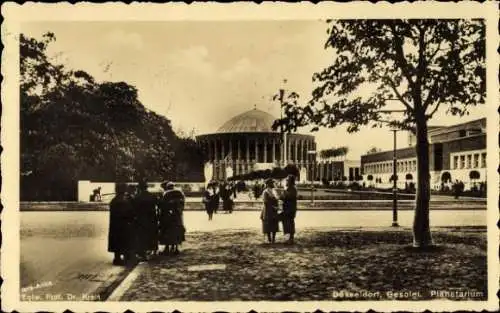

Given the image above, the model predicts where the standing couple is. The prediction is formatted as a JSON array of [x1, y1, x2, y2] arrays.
[[260, 175, 297, 244]]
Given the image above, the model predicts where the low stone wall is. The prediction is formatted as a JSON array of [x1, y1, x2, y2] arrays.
[[20, 200, 486, 212]]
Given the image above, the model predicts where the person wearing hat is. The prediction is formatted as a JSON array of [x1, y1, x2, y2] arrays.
[[131, 179, 159, 260], [213, 181, 220, 214], [280, 175, 298, 244], [108, 182, 136, 266], [260, 178, 280, 243], [203, 181, 217, 220], [220, 180, 234, 214], [158, 181, 186, 255]]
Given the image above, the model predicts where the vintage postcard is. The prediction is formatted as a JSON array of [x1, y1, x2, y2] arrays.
[[1, 2, 498, 312]]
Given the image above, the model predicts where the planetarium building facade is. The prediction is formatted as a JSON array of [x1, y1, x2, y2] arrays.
[[196, 108, 316, 182]]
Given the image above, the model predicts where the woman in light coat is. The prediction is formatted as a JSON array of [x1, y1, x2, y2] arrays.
[[261, 178, 280, 243]]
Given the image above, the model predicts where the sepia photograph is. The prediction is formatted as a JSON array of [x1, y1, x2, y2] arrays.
[[1, 2, 498, 312]]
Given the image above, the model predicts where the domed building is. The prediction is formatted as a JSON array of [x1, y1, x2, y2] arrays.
[[196, 108, 317, 181]]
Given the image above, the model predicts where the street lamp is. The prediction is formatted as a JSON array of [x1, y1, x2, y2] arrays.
[[307, 150, 317, 204], [391, 129, 399, 227], [378, 105, 405, 228], [278, 82, 288, 167]]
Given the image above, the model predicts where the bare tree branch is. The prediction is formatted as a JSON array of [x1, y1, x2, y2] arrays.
[[422, 78, 440, 110], [425, 101, 442, 120], [428, 41, 443, 63], [372, 70, 414, 112]]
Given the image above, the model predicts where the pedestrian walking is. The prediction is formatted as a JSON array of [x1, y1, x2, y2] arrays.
[[132, 179, 159, 260], [261, 178, 280, 243], [203, 181, 217, 220], [159, 181, 186, 255], [280, 175, 298, 244], [108, 183, 136, 266]]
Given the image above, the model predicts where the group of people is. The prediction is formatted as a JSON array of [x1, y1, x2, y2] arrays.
[[452, 180, 465, 199], [202, 180, 236, 220], [107, 180, 186, 266], [108, 175, 298, 265], [260, 175, 298, 244], [203, 175, 298, 244]]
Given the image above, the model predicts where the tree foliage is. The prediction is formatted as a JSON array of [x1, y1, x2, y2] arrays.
[[20, 33, 203, 200], [273, 19, 485, 133], [319, 146, 349, 159], [272, 19, 485, 248], [366, 147, 382, 154]]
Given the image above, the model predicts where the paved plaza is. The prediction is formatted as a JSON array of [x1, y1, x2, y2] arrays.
[[113, 227, 487, 301], [20, 208, 487, 301], [20, 210, 486, 300]]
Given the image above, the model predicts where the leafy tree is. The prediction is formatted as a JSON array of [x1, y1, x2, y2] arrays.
[[319, 146, 349, 159], [20, 33, 202, 200], [273, 20, 485, 248], [271, 167, 288, 180], [366, 147, 382, 154], [284, 164, 300, 179]]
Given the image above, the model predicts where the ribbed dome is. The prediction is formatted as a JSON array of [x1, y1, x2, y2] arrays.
[[217, 109, 278, 133]]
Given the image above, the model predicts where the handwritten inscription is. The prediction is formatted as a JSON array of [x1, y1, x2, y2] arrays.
[[75, 272, 107, 282], [21, 281, 53, 293]]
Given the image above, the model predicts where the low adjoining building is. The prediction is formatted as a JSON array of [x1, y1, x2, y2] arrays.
[[360, 118, 486, 191]]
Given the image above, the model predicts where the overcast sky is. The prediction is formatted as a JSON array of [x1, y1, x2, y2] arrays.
[[22, 21, 486, 160]]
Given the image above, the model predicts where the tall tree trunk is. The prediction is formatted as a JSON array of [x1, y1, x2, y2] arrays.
[[413, 114, 434, 247]]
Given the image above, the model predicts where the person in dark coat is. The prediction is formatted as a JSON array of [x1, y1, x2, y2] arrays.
[[108, 183, 136, 266], [159, 181, 186, 255], [132, 180, 159, 260], [280, 175, 298, 244], [231, 182, 237, 199], [203, 181, 217, 220], [261, 178, 280, 243], [220, 181, 234, 213], [213, 181, 220, 214]]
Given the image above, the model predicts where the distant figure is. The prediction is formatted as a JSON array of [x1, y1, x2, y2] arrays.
[[459, 181, 465, 197], [108, 183, 136, 266], [253, 181, 264, 199], [203, 181, 217, 220], [280, 175, 298, 244], [261, 178, 280, 243], [93, 187, 102, 202], [213, 182, 220, 213], [231, 182, 237, 199], [132, 180, 159, 260], [220, 181, 234, 213], [159, 181, 186, 255], [453, 180, 464, 199]]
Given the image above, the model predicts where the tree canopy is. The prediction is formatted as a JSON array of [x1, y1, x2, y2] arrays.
[[319, 146, 349, 159], [273, 19, 485, 133], [366, 147, 382, 154], [21, 33, 203, 200], [272, 19, 485, 248]]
